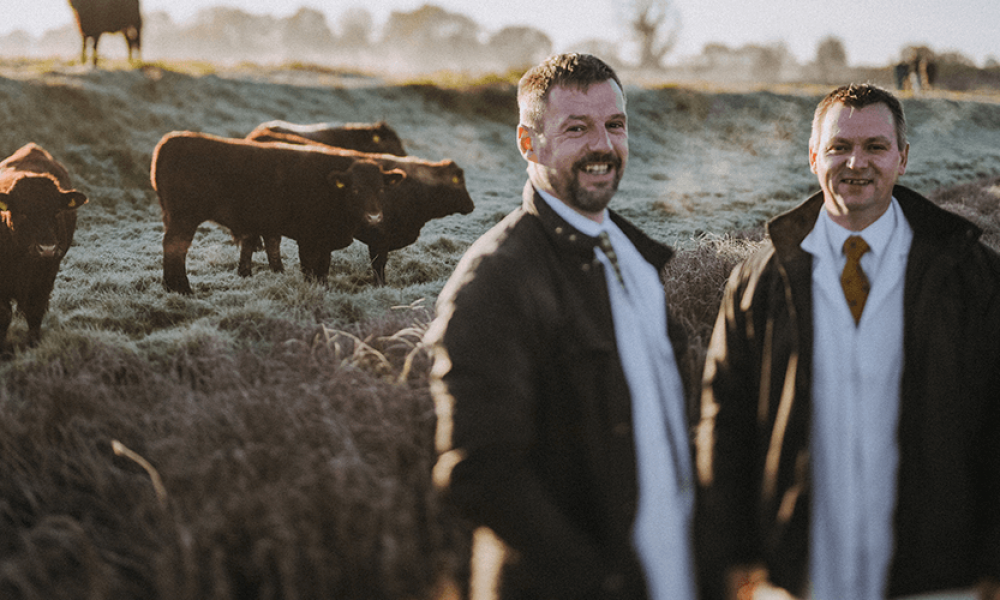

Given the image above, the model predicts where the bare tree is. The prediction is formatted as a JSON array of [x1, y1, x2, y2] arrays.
[[627, 0, 680, 70]]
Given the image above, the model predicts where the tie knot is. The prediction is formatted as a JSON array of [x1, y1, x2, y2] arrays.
[[843, 235, 870, 260]]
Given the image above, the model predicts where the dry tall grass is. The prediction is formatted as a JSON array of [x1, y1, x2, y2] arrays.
[[2, 60, 999, 599]]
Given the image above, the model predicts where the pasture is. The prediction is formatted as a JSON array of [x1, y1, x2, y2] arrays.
[[1, 58, 1000, 598]]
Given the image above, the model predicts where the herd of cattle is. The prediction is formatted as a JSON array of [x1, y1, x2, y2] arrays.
[[0, 122, 475, 348]]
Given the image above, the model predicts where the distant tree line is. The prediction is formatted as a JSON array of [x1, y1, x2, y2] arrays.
[[1, 2, 998, 90], [0, 4, 555, 75]]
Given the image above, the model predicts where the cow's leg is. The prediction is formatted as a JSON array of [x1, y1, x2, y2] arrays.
[[91, 34, 100, 67], [163, 225, 196, 294], [236, 233, 254, 277], [264, 236, 284, 273], [80, 37, 88, 65], [368, 245, 388, 286], [297, 242, 329, 283], [22, 276, 56, 347]]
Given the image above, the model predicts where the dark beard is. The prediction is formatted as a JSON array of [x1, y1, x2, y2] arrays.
[[564, 151, 623, 214]]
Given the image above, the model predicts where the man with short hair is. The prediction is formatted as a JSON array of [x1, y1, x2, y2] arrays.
[[696, 83, 1000, 600], [427, 53, 697, 600]]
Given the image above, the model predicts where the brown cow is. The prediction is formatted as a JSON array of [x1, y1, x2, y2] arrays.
[[151, 132, 404, 295], [0, 144, 88, 349], [246, 121, 406, 156], [68, 0, 142, 67], [240, 130, 474, 285]]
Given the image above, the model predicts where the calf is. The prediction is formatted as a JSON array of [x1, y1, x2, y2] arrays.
[[246, 121, 406, 156], [240, 131, 474, 285], [150, 132, 404, 294], [0, 144, 88, 349], [68, 0, 143, 67]]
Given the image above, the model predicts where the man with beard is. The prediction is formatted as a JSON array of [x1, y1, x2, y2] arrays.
[[426, 53, 697, 600]]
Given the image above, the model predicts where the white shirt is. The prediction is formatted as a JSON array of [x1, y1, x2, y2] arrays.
[[538, 189, 696, 600], [800, 198, 913, 600]]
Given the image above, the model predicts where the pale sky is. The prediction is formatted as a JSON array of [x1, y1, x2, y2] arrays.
[[4, 0, 999, 67]]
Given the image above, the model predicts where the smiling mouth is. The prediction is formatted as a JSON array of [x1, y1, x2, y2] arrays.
[[583, 163, 613, 176], [842, 178, 872, 186]]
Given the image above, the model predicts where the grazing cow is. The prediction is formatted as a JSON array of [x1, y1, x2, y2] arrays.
[[241, 129, 475, 285], [246, 121, 407, 156], [151, 132, 404, 295], [0, 144, 88, 349], [68, 0, 142, 67]]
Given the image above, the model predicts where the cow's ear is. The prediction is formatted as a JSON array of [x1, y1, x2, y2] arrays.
[[64, 191, 88, 209], [383, 169, 406, 186], [327, 171, 350, 190]]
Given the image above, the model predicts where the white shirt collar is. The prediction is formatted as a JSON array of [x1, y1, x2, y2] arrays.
[[803, 197, 902, 262]]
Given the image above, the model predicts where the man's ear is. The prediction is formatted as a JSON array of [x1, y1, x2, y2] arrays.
[[517, 125, 536, 163]]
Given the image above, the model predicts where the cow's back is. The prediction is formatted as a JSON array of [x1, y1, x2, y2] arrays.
[[0, 144, 72, 191], [152, 132, 361, 239], [69, 0, 141, 34]]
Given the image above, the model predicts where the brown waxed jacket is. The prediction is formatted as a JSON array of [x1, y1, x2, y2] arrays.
[[696, 185, 1000, 600], [428, 182, 688, 600]]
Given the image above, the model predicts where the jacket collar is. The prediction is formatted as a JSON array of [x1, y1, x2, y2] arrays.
[[521, 181, 674, 270], [767, 184, 983, 260]]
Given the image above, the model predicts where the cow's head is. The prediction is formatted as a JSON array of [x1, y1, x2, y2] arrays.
[[0, 175, 87, 259], [398, 160, 475, 220], [328, 160, 406, 227], [370, 122, 407, 156]]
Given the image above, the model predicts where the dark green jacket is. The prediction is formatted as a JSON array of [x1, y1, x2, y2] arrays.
[[697, 185, 1000, 599]]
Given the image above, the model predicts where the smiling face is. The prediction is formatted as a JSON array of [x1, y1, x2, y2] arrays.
[[518, 80, 628, 222], [810, 101, 909, 231]]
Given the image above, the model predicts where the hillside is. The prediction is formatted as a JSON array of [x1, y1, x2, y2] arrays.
[[2, 59, 1000, 599]]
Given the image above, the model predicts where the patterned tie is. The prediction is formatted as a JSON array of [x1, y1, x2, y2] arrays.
[[597, 232, 626, 289], [841, 236, 871, 325]]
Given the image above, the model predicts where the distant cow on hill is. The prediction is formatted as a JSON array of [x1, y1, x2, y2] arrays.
[[246, 121, 407, 156], [242, 126, 474, 285], [0, 144, 88, 350], [151, 132, 405, 295], [68, 0, 142, 67]]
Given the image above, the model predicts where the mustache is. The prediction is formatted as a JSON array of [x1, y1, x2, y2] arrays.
[[573, 152, 622, 172]]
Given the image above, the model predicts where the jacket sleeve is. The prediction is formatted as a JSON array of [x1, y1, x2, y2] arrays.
[[429, 249, 622, 599], [695, 255, 768, 600]]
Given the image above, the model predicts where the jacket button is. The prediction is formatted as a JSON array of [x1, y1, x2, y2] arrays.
[[613, 423, 630, 437], [568, 234, 578, 242], [581, 263, 591, 272]]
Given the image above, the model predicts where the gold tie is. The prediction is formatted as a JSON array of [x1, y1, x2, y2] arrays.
[[841, 236, 871, 325], [597, 232, 626, 289]]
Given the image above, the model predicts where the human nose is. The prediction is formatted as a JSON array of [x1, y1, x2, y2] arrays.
[[588, 127, 614, 152], [846, 148, 867, 170]]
